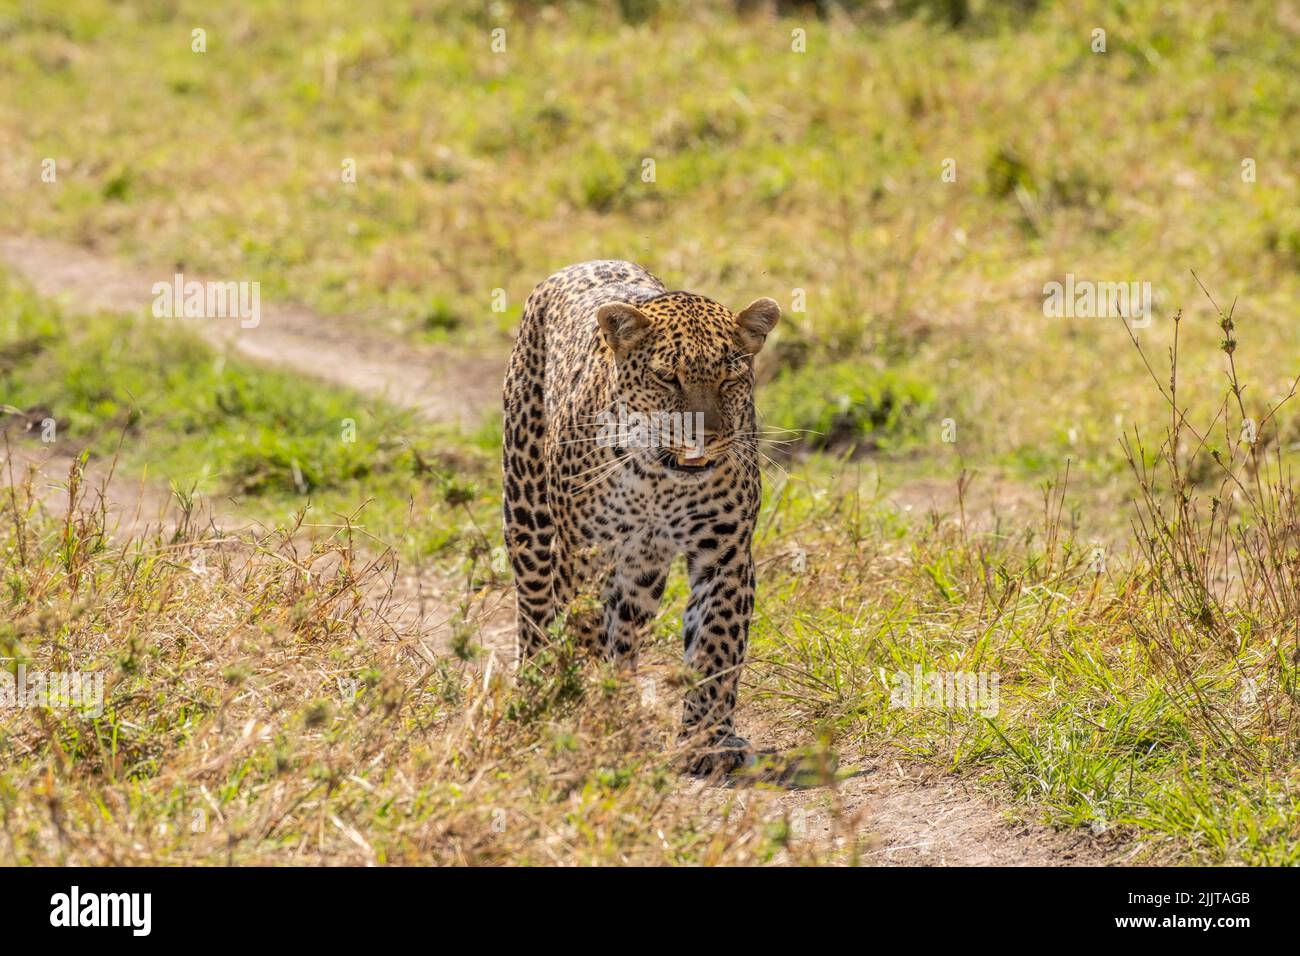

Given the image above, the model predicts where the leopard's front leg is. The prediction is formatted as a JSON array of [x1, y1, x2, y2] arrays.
[[680, 537, 756, 774], [601, 536, 672, 669]]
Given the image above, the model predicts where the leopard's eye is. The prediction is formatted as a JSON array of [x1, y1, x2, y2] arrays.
[[652, 367, 678, 387]]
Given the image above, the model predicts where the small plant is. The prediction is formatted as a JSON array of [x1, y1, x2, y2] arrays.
[[1120, 276, 1300, 768]]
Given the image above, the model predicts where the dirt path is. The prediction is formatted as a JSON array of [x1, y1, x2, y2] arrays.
[[0, 236, 1115, 866], [728, 759, 1109, 866], [0, 236, 499, 426]]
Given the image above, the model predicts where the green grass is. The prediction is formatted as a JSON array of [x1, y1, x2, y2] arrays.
[[2, 0, 1297, 475], [741, 450, 1300, 863]]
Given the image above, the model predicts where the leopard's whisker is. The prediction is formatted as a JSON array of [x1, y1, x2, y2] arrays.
[[559, 452, 634, 483], [569, 449, 648, 494]]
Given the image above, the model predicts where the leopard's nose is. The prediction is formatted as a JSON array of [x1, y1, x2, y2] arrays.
[[691, 407, 723, 439]]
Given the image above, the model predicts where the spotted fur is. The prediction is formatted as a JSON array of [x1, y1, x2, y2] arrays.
[[502, 260, 780, 773]]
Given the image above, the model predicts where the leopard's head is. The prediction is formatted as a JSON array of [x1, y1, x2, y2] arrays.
[[596, 291, 780, 475]]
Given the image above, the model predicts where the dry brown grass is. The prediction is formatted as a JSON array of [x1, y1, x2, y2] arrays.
[[1, 458, 873, 865]]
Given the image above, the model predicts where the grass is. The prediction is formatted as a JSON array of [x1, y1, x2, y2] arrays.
[[6, 266, 1300, 863], [1, 465, 861, 864], [2, 0, 1299, 865], [746, 288, 1300, 863], [3, 0, 1298, 470]]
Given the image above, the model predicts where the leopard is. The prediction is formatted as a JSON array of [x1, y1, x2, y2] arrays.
[[502, 259, 780, 775]]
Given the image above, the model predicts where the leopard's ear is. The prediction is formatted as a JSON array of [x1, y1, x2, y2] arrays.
[[597, 302, 651, 355], [734, 297, 780, 354]]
